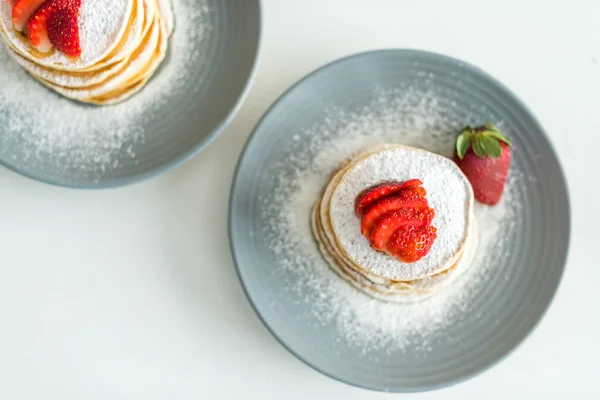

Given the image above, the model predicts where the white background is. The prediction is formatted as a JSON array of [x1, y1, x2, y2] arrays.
[[1, 0, 599, 398]]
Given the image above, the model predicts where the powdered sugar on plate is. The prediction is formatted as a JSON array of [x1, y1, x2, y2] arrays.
[[262, 87, 519, 353], [0, 0, 210, 180]]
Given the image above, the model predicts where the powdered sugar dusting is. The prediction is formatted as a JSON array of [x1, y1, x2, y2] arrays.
[[330, 146, 472, 281], [262, 88, 518, 352], [78, 0, 132, 65], [0, 0, 210, 180]]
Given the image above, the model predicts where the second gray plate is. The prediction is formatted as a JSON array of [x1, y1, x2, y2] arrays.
[[0, 0, 261, 188], [230, 50, 570, 392]]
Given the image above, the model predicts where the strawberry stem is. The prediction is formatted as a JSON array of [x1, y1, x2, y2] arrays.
[[455, 122, 511, 159]]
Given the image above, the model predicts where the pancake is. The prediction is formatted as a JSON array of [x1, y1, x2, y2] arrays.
[[316, 145, 464, 285], [141, 0, 157, 36], [85, 0, 148, 72], [311, 144, 477, 302], [41, 13, 167, 104], [328, 145, 474, 282], [158, 0, 174, 36], [1, 0, 172, 104], [313, 189, 477, 291], [0, 0, 134, 71], [87, 75, 147, 105], [312, 206, 478, 302], [4, 0, 152, 87], [88, 17, 168, 105], [9, 47, 131, 88]]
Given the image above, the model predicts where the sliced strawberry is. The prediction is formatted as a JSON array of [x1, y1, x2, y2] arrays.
[[370, 209, 419, 251], [387, 225, 438, 263], [399, 179, 424, 189], [454, 122, 512, 205], [25, 0, 81, 56], [12, 0, 46, 32], [354, 179, 424, 217], [47, 7, 80, 56], [360, 189, 428, 238], [355, 182, 406, 217], [26, 0, 54, 53]]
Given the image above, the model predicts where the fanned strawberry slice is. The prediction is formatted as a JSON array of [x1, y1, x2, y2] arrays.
[[354, 179, 423, 217], [397, 179, 423, 189], [360, 189, 428, 238], [370, 209, 420, 251], [12, 0, 46, 32], [26, 0, 54, 53], [370, 207, 435, 250], [387, 225, 438, 263], [25, 0, 81, 56], [47, 7, 80, 56]]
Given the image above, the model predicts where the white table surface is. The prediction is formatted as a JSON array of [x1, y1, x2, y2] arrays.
[[1, 0, 599, 398]]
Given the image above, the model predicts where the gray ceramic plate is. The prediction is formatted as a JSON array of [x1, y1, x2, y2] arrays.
[[0, 0, 261, 188], [230, 50, 570, 392]]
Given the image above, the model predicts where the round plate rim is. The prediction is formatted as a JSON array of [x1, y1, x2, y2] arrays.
[[229, 48, 570, 392], [0, 0, 263, 190]]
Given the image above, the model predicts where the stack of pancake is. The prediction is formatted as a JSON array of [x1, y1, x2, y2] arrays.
[[0, 0, 174, 104], [311, 144, 478, 302]]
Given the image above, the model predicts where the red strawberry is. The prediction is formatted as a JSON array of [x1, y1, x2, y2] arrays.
[[360, 188, 428, 237], [370, 207, 435, 250], [387, 225, 438, 263], [354, 179, 423, 217], [12, 0, 46, 32], [454, 122, 512, 205], [47, 6, 80, 56]]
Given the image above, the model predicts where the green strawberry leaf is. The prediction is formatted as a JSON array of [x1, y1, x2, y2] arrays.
[[456, 133, 471, 159], [482, 135, 502, 158], [487, 130, 512, 146], [483, 121, 512, 146], [472, 136, 486, 158], [484, 121, 500, 132]]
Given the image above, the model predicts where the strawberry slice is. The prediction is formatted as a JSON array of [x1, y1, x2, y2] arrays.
[[25, 0, 81, 56], [398, 178, 423, 189], [370, 207, 435, 250], [47, 6, 80, 56], [387, 225, 438, 263], [12, 0, 46, 32], [26, 0, 54, 53], [354, 179, 423, 217], [360, 188, 428, 238]]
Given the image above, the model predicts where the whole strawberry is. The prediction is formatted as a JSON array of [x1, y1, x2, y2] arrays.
[[454, 122, 512, 205]]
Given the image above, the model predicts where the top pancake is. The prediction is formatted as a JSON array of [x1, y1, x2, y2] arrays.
[[5, 0, 155, 88], [328, 144, 475, 282], [0, 0, 133, 71]]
